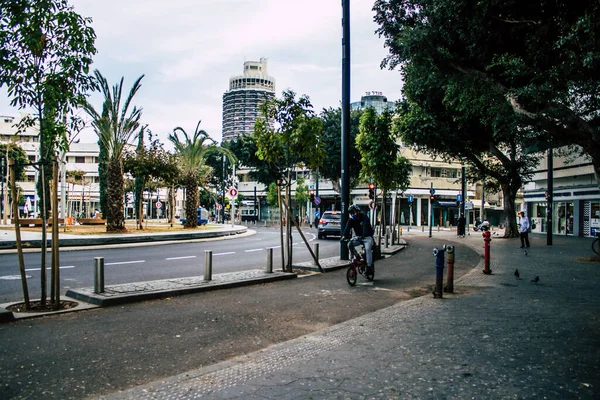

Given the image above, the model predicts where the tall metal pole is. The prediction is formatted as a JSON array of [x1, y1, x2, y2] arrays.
[[340, 0, 351, 260], [461, 165, 466, 219], [221, 155, 226, 224], [547, 148, 553, 246]]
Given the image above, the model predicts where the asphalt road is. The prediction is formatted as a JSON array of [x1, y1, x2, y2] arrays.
[[0, 235, 480, 400], [0, 227, 340, 303]]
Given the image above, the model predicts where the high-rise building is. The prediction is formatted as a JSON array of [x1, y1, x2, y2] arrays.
[[350, 91, 396, 114], [222, 58, 276, 141]]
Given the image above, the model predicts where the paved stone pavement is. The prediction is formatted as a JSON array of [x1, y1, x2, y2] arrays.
[[96, 231, 600, 399]]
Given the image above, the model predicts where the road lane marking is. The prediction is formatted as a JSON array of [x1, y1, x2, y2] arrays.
[[24, 266, 75, 271], [165, 256, 197, 260], [244, 248, 263, 253], [105, 260, 145, 266], [213, 252, 235, 256]]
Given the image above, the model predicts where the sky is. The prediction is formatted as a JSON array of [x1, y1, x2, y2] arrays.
[[0, 0, 403, 145]]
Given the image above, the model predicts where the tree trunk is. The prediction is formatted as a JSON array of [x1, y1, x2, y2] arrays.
[[106, 159, 126, 232], [502, 183, 520, 238], [184, 174, 198, 228], [10, 158, 30, 309]]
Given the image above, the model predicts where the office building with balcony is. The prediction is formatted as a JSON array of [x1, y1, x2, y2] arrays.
[[222, 58, 276, 141]]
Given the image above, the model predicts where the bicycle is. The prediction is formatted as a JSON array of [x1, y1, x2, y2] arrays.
[[592, 232, 600, 255], [342, 237, 375, 286]]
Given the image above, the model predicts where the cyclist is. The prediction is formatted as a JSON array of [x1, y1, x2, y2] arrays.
[[341, 204, 375, 273]]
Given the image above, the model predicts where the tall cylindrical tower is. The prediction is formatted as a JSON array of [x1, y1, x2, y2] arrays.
[[222, 58, 276, 141]]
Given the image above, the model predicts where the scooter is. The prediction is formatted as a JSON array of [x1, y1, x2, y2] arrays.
[[473, 219, 490, 232]]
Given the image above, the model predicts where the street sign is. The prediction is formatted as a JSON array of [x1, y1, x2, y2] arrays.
[[466, 201, 474, 210], [314, 196, 321, 205], [228, 188, 238, 197], [216, 204, 223, 210], [430, 187, 435, 195], [456, 194, 462, 202], [309, 185, 314, 190], [155, 201, 162, 209], [407, 194, 414, 203], [369, 200, 376, 210], [315, 211, 320, 218]]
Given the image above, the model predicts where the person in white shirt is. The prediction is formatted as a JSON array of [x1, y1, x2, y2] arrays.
[[518, 211, 530, 248]]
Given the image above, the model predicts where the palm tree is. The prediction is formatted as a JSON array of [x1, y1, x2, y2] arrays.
[[84, 70, 144, 231], [169, 121, 235, 228]]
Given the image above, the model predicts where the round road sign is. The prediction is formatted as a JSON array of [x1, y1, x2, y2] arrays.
[[155, 201, 162, 209], [228, 188, 238, 197], [216, 204, 223, 210], [369, 201, 376, 210]]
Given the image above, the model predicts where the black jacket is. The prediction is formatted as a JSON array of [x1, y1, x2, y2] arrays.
[[342, 213, 374, 238]]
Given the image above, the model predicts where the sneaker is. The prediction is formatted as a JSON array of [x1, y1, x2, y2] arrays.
[[520, 246, 525, 248]]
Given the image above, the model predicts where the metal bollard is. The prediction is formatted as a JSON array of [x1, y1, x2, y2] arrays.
[[483, 230, 492, 274], [204, 250, 213, 281], [266, 248, 273, 273], [432, 246, 445, 298], [385, 234, 389, 248], [444, 245, 455, 293], [312, 243, 319, 264], [94, 257, 104, 294]]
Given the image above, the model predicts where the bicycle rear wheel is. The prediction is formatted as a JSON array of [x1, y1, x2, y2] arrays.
[[593, 239, 600, 255], [346, 266, 357, 286]]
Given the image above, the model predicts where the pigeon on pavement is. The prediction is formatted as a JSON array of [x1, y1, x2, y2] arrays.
[[514, 269, 520, 279], [531, 276, 539, 284]]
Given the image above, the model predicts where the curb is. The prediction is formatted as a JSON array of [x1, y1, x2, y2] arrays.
[[65, 272, 297, 307], [0, 226, 249, 250]]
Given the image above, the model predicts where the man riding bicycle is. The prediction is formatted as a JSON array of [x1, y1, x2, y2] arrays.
[[341, 204, 374, 273]]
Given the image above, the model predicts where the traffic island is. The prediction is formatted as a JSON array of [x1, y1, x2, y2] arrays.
[[65, 269, 297, 307]]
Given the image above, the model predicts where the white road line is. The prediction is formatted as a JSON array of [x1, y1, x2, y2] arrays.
[[165, 256, 197, 260], [105, 260, 145, 266], [244, 248, 264, 253], [25, 266, 75, 272], [213, 252, 236, 256]]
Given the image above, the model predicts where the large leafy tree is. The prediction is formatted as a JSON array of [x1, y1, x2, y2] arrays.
[[0, 0, 96, 309], [84, 70, 144, 232], [169, 120, 234, 228], [374, 0, 600, 182], [357, 108, 412, 239], [373, 0, 552, 236], [318, 107, 363, 193]]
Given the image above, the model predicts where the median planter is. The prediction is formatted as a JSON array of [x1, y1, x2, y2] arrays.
[[77, 218, 106, 225]]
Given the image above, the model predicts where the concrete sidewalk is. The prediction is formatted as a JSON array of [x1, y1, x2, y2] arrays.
[[99, 232, 600, 399]]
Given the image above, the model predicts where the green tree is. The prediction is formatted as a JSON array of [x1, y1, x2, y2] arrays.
[[169, 120, 234, 228], [318, 107, 363, 193], [123, 130, 179, 229], [0, 0, 96, 309], [84, 70, 144, 232], [374, 0, 600, 182], [254, 89, 324, 270], [357, 108, 412, 240], [373, 0, 549, 236]]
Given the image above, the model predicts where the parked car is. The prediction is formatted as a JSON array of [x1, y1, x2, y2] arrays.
[[318, 211, 342, 239]]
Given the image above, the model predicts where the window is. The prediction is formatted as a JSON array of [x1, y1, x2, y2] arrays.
[[75, 156, 85, 163]]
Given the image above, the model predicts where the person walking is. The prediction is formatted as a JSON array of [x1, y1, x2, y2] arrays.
[[518, 211, 530, 248]]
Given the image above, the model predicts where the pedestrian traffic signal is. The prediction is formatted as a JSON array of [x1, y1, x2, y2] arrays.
[[368, 183, 375, 200]]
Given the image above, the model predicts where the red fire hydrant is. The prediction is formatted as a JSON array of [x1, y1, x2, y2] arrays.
[[483, 229, 492, 274]]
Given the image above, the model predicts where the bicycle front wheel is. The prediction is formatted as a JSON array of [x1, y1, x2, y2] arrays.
[[346, 266, 357, 286], [593, 239, 600, 255]]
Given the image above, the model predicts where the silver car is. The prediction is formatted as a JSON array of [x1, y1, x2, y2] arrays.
[[318, 211, 342, 239]]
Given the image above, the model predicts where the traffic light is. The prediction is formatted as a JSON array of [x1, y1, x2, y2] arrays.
[[368, 183, 375, 200], [309, 190, 315, 201], [429, 195, 435, 203]]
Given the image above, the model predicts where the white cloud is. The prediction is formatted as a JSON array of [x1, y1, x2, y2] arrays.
[[0, 0, 403, 145]]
